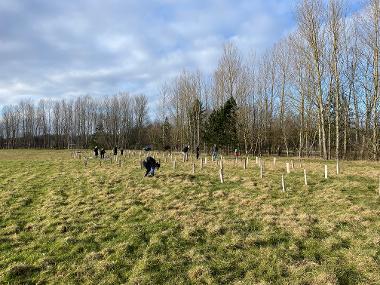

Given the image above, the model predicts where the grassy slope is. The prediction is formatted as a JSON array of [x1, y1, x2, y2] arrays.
[[0, 150, 379, 284]]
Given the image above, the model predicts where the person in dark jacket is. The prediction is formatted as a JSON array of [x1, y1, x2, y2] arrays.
[[182, 145, 190, 161], [100, 148, 106, 159], [143, 156, 160, 177], [94, 146, 99, 157], [196, 145, 200, 160], [120, 148, 124, 156], [113, 146, 118, 156]]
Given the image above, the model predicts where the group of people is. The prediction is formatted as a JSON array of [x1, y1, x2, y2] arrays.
[[182, 145, 203, 160], [93, 146, 106, 159], [92, 144, 227, 178], [93, 146, 124, 159]]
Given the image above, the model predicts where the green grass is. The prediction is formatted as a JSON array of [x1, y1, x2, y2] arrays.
[[0, 150, 379, 284]]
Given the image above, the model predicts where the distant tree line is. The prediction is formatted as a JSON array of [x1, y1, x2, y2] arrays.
[[0, 94, 150, 149], [1, 0, 380, 160]]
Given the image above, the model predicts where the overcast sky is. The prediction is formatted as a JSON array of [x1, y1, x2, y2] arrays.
[[0, 0, 365, 108]]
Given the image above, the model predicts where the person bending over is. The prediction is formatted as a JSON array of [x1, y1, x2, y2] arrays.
[[143, 156, 160, 177]]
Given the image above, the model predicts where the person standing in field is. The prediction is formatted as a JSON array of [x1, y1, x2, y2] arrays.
[[234, 147, 240, 158], [113, 146, 118, 156], [94, 146, 99, 158], [120, 148, 124, 156], [100, 148, 105, 159], [183, 145, 190, 161], [212, 144, 218, 160], [196, 145, 200, 160], [143, 156, 160, 177]]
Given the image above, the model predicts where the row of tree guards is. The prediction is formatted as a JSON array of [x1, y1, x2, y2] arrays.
[[74, 150, 380, 195]]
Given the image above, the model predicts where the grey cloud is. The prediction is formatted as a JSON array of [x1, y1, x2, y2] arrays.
[[0, 0, 298, 108]]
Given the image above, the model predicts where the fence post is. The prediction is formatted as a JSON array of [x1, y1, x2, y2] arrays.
[[192, 163, 195, 174], [286, 163, 290, 174], [273, 157, 276, 166], [173, 159, 176, 170], [304, 169, 308, 186], [324, 165, 328, 179], [281, 175, 286, 192], [336, 160, 340, 175], [260, 164, 263, 178], [219, 168, 224, 183]]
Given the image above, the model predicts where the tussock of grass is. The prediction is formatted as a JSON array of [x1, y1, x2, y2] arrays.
[[0, 149, 379, 284]]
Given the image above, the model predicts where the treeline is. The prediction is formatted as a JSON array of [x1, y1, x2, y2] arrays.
[[158, 0, 380, 160], [0, 94, 150, 149], [1, 0, 380, 160]]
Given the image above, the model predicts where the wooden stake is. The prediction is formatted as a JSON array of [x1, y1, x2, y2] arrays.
[[200, 158, 204, 169], [304, 169, 308, 186], [291, 160, 294, 169], [220, 159, 224, 170], [324, 165, 328, 179], [219, 168, 224, 183], [281, 175, 286, 192], [205, 157, 207, 165], [118, 159, 121, 167], [140, 160, 143, 169], [243, 158, 247, 170], [336, 160, 340, 175], [273, 157, 276, 166], [260, 164, 263, 178], [255, 156, 259, 164], [286, 163, 290, 174], [192, 163, 195, 174], [173, 159, 176, 170]]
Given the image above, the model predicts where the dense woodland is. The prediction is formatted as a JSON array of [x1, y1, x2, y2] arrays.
[[1, 0, 380, 160]]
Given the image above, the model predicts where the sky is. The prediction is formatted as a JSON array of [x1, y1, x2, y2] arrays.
[[0, 0, 365, 109]]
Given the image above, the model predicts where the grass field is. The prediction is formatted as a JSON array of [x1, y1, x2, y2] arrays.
[[0, 149, 379, 284]]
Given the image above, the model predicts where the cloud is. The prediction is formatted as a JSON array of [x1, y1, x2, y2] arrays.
[[0, 0, 325, 109]]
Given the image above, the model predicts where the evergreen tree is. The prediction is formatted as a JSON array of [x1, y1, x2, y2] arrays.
[[205, 97, 238, 147], [90, 121, 107, 148]]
